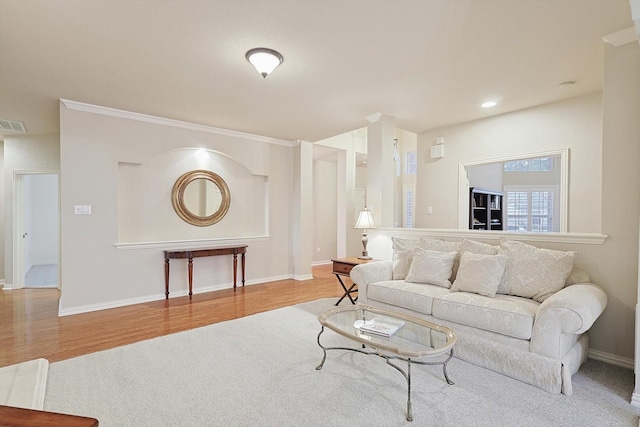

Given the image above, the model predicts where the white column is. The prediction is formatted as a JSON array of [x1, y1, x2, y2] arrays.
[[292, 140, 313, 280], [336, 149, 356, 258], [366, 114, 396, 228]]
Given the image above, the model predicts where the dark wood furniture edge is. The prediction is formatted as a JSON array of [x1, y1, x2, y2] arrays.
[[0, 405, 99, 427]]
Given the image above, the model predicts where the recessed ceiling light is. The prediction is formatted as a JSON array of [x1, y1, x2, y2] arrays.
[[558, 81, 576, 90], [481, 101, 497, 108]]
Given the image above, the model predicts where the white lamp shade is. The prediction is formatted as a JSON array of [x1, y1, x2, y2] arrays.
[[246, 48, 283, 78], [354, 209, 375, 229]]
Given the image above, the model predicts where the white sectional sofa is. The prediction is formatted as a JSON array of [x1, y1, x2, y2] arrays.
[[350, 237, 607, 395]]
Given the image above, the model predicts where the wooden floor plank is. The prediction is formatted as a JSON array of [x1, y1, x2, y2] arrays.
[[0, 264, 348, 367]]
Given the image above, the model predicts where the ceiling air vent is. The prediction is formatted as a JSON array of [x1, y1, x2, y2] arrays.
[[0, 119, 26, 133]]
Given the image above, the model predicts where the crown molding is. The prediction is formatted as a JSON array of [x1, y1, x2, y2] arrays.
[[59, 99, 296, 147], [602, 27, 638, 47]]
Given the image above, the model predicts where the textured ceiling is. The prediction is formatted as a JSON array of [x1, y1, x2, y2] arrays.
[[0, 0, 634, 143]]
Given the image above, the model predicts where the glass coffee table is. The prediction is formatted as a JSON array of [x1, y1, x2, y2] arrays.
[[316, 305, 457, 422]]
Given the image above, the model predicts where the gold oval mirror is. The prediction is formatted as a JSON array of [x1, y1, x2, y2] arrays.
[[172, 170, 230, 226]]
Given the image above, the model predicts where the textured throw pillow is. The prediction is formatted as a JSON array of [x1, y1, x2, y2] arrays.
[[450, 252, 507, 297], [405, 248, 457, 288], [391, 237, 421, 280], [420, 238, 462, 280], [498, 240, 577, 302], [460, 239, 499, 255]]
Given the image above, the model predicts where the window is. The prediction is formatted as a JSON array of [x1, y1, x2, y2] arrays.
[[505, 186, 558, 232], [403, 186, 414, 228], [405, 151, 417, 175], [504, 157, 554, 172]]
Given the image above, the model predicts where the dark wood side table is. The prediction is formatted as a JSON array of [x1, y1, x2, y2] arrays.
[[331, 257, 376, 306], [164, 245, 247, 299], [0, 405, 99, 426]]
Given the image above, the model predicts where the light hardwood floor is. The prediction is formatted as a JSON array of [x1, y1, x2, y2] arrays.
[[0, 264, 345, 367]]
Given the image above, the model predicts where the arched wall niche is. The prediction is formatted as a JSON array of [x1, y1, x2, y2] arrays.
[[117, 147, 268, 244]]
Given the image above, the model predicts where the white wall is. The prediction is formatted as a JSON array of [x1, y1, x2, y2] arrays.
[[467, 162, 503, 192], [599, 40, 640, 363], [26, 174, 59, 268], [58, 101, 296, 314], [0, 142, 3, 287], [416, 92, 603, 233], [313, 160, 337, 263], [315, 130, 365, 259]]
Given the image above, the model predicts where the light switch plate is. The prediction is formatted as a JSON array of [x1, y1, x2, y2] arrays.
[[74, 205, 92, 215]]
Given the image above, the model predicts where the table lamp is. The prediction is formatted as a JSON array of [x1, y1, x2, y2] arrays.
[[354, 208, 376, 260]]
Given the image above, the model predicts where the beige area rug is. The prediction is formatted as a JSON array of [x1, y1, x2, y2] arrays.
[[45, 298, 639, 426]]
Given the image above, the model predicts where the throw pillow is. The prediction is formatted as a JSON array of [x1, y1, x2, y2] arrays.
[[405, 248, 457, 288], [420, 238, 462, 280], [460, 239, 499, 255], [391, 237, 421, 280], [498, 240, 577, 302], [450, 252, 507, 297]]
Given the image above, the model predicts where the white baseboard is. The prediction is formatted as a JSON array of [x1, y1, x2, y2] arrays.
[[311, 260, 332, 266], [588, 348, 634, 370], [631, 392, 640, 409], [293, 274, 314, 280], [59, 274, 293, 316]]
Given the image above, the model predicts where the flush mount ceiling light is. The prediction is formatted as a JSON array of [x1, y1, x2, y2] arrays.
[[245, 48, 283, 78], [481, 101, 497, 108]]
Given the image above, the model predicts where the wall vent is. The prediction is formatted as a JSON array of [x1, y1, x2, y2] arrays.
[[0, 119, 26, 133]]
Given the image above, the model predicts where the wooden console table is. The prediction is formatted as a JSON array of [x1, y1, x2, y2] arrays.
[[164, 245, 247, 299]]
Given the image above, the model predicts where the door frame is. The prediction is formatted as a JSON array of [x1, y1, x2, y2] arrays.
[[12, 170, 61, 289]]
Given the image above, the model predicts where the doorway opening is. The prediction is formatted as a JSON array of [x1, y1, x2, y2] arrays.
[[14, 171, 60, 289]]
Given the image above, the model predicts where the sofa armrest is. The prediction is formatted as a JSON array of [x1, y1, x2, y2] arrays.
[[350, 260, 393, 304], [531, 283, 607, 359]]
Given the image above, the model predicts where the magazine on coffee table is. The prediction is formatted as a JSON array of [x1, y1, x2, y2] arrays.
[[354, 317, 405, 338]]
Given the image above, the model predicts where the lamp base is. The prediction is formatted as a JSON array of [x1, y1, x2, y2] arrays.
[[359, 232, 371, 260]]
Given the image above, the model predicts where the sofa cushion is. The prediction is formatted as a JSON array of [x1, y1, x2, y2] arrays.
[[366, 280, 450, 315], [432, 293, 539, 340], [391, 237, 422, 279], [450, 252, 507, 297], [498, 240, 576, 302], [405, 248, 457, 288], [420, 238, 462, 279]]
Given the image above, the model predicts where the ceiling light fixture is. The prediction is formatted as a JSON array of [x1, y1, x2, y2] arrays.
[[481, 101, 497, 108], [245, 48, 284, 78]]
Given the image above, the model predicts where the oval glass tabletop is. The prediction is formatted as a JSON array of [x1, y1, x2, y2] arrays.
[[318, 304, 456, 358]]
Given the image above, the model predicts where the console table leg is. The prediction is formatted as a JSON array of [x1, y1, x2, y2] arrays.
[[241, 253, 246, 286], [233, 253, 238, 291], [188, 257, 193, 300], [164, 258, 170, 299]]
